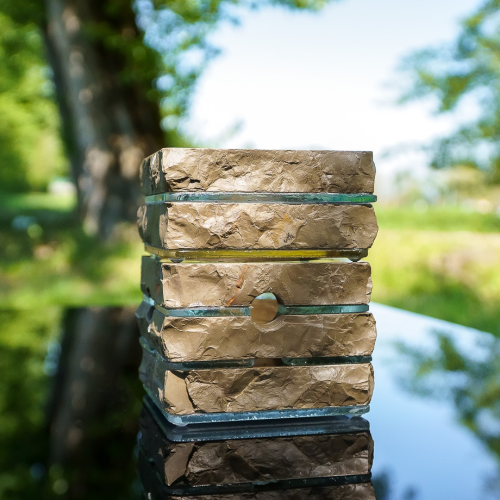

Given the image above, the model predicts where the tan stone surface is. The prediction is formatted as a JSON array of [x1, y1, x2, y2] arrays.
[[139, 348, 374, 415], [140, 148, 375, 195], [183, 435, 372, 485], [139, 406, 373, 487], [137, 202, 378, 251], [136, 301, 376, 361], [137, 451, 375, 499], [170, 484, 376, 500], [198, 484, 376, 500], [141, 257, 372, 308]]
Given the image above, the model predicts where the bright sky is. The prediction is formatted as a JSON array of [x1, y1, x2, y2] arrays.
[[184, 0, 481, 189]]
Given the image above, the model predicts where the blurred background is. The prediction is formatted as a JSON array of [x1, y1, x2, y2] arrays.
[[1, 0, 500, 498]]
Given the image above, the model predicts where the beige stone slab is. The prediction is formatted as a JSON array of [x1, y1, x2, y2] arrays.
[[140, 148, 376, 195], [141, 257, 372, 308], [139, 405, 373, 487], [169, 485, 376, 500], [139, 348, 374, 415], [173, 435, 373, 485], [137, 451, 376, 499], [184, 484, 376, 500], [137, 203, 378, 251], [136, 301, 376, 361]]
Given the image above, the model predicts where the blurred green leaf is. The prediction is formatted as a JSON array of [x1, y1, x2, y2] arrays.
[[0, 10, 67, 193], [398, 0, 500, 179]]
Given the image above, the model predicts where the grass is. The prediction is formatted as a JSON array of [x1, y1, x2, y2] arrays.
[[368, 229, 500, 336], [0, 193, 142, 307], [0, 193, 499, 498], [370, 205, 500, 336], [0, 225, 143, 308], [1, 194, 500, 334], [376, 204, 500, 233], [0, 192, 76, 212]]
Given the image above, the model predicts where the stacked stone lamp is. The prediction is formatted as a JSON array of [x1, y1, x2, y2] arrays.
[[137, 394, 376, 499], [137, 148, 378, 425], [136, 148, 378, 497]]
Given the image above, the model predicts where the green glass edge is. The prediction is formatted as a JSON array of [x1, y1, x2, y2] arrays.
[[142, 385, 370, 424], [143, 295, 369, 317], [140, 336, 372, 371], [145, 192, 377, 204]]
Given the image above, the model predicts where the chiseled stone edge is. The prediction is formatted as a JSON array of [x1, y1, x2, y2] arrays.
[[140, 257, 372, 308], [136, 301, 377, 362], [139, 350, 374, 415], [137, 203, 378, 251], [140, 148, 375, 195], [139, 405, 374, 487], [137, 449, 376, 499]]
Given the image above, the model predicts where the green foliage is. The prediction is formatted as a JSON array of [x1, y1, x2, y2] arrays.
[[0, 308, 60, 498], [369, 226, 500, 337], [0, 10, 67, 193], [376, 204, 500, 232], [137, 0, 333, 132], [0, 0, 336, 193], [0, 199, 142, 308], [396, 331, 500, 461], [399, 0, 500, 178], [0, 0, 44, 25]]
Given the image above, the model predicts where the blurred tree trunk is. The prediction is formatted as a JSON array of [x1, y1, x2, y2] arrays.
[[42, 0, 164, 239], [41, 2, 162, 496], [34, 0, 341, 496], [47, 308, 143, 499]]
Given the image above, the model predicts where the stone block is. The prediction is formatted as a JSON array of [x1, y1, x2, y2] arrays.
[[140, 148, 375, 195], [139, 348, 374, 415], [140, 257, 372, 308], [137, 203, 378, 251], [136, 302, 376, 362]]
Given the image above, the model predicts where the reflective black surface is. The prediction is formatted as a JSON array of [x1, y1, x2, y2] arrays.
[[1, 305, 499, 499], [137, 304, 500, 499], [138, 397, 375, 498], [370, 304, 500, 499]]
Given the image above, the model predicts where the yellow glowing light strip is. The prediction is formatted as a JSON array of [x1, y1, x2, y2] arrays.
[[144, 245, 368, 262]]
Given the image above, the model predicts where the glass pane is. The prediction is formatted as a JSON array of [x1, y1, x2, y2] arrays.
[[145, 192, 377, 204], [250, 293, 279, 324]]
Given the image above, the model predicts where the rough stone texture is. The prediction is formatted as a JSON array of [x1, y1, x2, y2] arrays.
[[166, 485, 376, 500], [172, 435, 372, 485], [141, 257, 372, 308], [139, 405, 373, 487], [137, 202, 378, 251], [139, 349, 374, 415], [140, 148, 376, 195], [137, 452, 375, 500], [137, 302, 376, 361]]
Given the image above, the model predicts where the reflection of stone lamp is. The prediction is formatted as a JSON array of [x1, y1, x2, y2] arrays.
[[136, 148, 378, 424], [137, 394, 377, 499]]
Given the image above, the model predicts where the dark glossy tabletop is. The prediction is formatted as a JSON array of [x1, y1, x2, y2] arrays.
[[369, 304, 499, 499], [138, 304, 500, 500]]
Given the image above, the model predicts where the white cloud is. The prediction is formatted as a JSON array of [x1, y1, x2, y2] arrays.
[[185, 0, 480, 180]]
